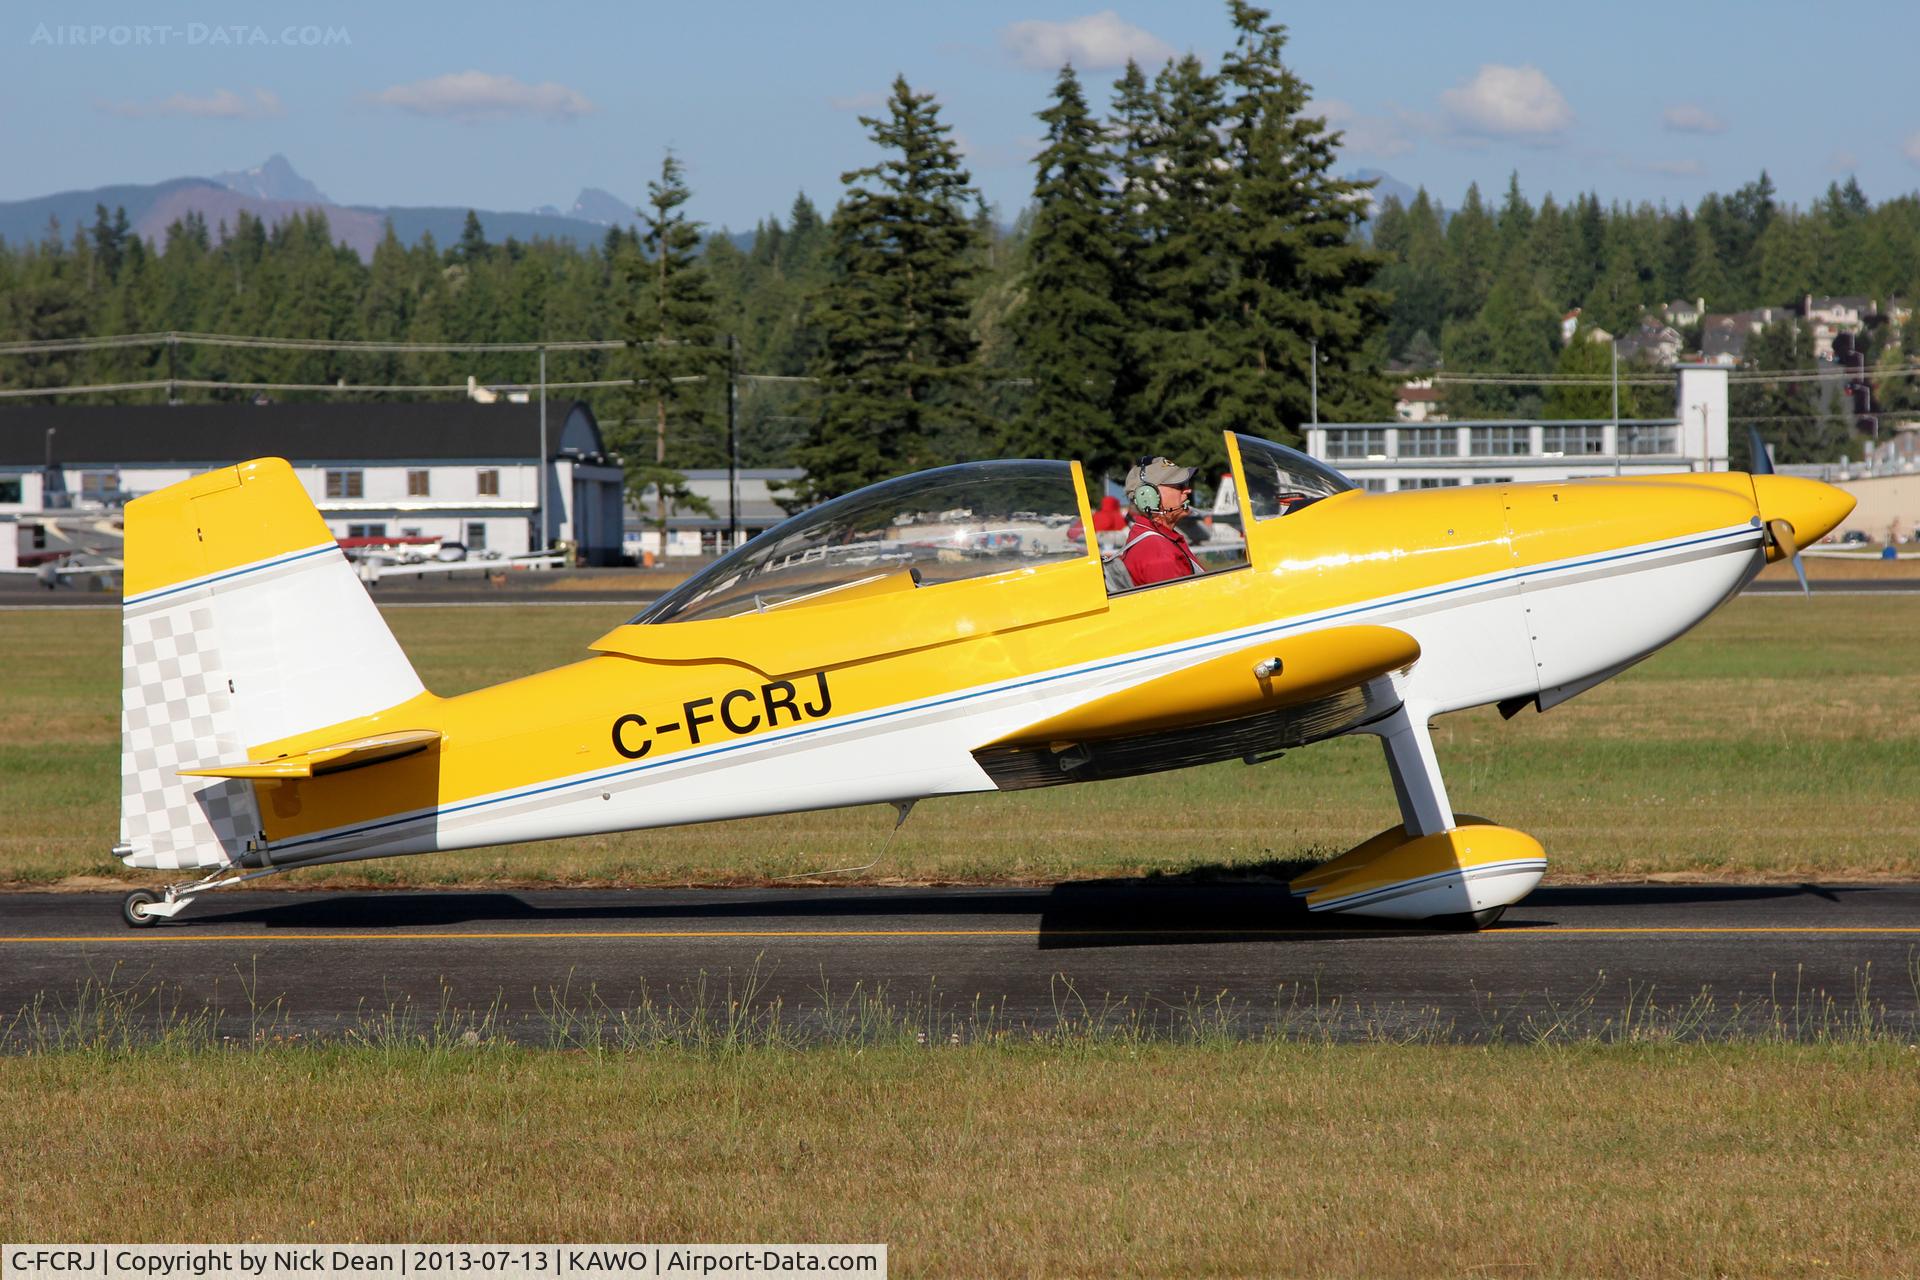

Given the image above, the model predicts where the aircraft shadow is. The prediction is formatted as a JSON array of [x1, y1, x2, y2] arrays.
[[167, 880, 1871, 949], [178, 882, 1440, 947]]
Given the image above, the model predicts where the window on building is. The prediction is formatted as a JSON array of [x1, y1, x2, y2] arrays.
[[1406, 477, 1461, 489], [79, 471, 122, 503], [1358, 478, 1389, 493], [325, 469, 364, 499], [346, 523, 388, 539], [1541, 425, 1606, 455], [1618, 425, 1679, 455], [1323, 429, 1386, 459], [466, 522, 488, 551], [407, 469, 431, 496], [0, 477, 21, 504], [476, 469, 500, 497], [1469, 426, 1531, 456], [1398, 427, 1458, 458], [1471, 476, 1515, 485]]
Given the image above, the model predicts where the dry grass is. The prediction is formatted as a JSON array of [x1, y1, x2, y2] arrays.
[[1, 1041, 1916, 1275], [4, 595, 1917, 887]]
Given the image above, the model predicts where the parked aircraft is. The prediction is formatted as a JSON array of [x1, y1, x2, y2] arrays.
[[113, 433, 1851, 927]]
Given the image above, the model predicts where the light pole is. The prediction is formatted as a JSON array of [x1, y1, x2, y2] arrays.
[[1611, 339, 1621, 477], [1309, 337, 1318, 426], [536, 345, 547, 553]]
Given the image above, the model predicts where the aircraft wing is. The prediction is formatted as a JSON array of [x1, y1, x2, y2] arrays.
[[178, 729, 440, 779], [975, 625, 1417, 788]]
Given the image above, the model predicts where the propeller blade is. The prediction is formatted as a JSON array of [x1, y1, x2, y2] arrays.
[[1767, 518, 1810, 595], [1747, 425, 1775, 475]]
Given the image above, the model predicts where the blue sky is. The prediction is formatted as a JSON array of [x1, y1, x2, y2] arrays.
[[5, 1, 1918, 229]]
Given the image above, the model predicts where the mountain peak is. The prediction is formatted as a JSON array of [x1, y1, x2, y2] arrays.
[[212, 154, 329, 205], [562, 187, 635, 227]]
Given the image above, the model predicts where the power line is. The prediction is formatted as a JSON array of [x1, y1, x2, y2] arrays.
[[0, 374, 723, 401]]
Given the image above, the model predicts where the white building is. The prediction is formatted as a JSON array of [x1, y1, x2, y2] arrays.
[[627, 467, 804, 560], [1303, 366, 1731, 490], [0, 399, 627, 563]]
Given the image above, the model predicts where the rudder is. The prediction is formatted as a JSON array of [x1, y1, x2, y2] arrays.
[[118, 458, 425, 871]]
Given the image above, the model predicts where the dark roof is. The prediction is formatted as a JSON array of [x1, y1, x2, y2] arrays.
[[0, 400, 598, 467]]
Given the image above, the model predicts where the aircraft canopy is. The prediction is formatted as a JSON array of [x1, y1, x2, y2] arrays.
[[635, 459, 1088, 625]]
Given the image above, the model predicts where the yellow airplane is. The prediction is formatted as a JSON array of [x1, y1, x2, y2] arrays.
[[113, 432, 1852, 928]]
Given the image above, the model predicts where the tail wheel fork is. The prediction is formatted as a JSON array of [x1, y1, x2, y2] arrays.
[[120, 864, 291, 928]]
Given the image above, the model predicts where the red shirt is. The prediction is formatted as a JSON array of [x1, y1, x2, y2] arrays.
[[1120, 513, 1203, 586]]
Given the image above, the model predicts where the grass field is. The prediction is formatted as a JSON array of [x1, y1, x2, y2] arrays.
[[4, 595, 1918, 887], [3, 1039, 1917, 1275]]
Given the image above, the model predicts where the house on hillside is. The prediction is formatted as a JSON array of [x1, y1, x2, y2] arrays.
[[1394, 377, 1444, 423], [1699, 307, 1790, 367], [1613, 320, 1683, 367], [1797, 294, 1876, 360], [1661, 297, 1706, 328]]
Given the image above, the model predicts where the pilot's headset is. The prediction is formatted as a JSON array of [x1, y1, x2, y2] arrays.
[[1130, 455, 1165, 514]]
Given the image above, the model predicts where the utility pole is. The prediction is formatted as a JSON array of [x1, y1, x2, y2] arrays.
[[537, 346, 547, 553], [1611, 340, 1621, 477], [1309, 338, 1318, 425], [726, 333, 740, 550]]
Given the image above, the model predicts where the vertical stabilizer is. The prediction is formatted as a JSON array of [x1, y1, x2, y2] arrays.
[[118, 458, 424, 870]]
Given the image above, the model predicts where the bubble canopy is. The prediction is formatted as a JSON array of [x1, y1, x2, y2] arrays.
[[1233, 432, 1355, 519], [633, 460, 1089, 625]]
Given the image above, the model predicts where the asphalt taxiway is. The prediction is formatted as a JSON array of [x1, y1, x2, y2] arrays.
[[3, 883, 1915, 1043]]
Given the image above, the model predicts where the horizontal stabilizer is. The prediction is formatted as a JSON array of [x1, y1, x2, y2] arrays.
[[983, 624, 1419, 749], [178, 729, 440, 780]]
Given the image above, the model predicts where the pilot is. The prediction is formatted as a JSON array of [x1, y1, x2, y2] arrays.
[[1119, 455, 1205, 587]]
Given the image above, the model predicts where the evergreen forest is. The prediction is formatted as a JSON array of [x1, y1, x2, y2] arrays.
[[0, 1, 1906, 498]]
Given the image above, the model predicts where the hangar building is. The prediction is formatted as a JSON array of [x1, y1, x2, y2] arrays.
[[0, 400, 626, 563]]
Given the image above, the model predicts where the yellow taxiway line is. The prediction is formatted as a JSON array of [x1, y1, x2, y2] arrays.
[[5, 926, 1920, 944]]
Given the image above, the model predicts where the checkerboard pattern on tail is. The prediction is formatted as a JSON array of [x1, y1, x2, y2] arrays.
[[120, 599, 261, 870]]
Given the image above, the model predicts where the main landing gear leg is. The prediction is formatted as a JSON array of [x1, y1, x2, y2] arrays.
[[1377, 703, 1455, 838], [1287, 704, 1547, 926], [122, 863, 291, 928]]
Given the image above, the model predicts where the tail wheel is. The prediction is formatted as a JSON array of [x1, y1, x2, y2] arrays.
[[122, 889, 162, 928]]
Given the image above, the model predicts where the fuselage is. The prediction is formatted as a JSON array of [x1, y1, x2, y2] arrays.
[[238, 469, 1847, 873]]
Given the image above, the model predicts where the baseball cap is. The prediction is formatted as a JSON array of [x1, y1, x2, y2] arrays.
[[1124, 456, 1196, 491]]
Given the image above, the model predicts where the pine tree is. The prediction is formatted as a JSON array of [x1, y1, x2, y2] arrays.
[[796, 75, 982, 505], [1733, 320, 1846, 464], [1543, 328, 1618, 420], [619, 151, 721, 540], [1004, 64, 1127, 475], [1127, 53, 1234, 460], [1105, 59, 1164, 444], [1443, 183, 1497, 321], [1211, 1, 1387, 438], [1378, 188, 1447, 359]]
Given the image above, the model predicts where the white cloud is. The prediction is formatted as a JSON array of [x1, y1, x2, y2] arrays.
[[1314, 98, 1415, 158], [1439, 64, 1573, 138], [999, 10, 1174, 71], [1904, 133, 1920, 168], [1827, 149, 1859, 173], [1661, 103, 1725, 135], [1644, 158, 1705, 177], [101, 87, 282, 119], [365, 71, 592, 123], [827, 91, 887, 112]]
